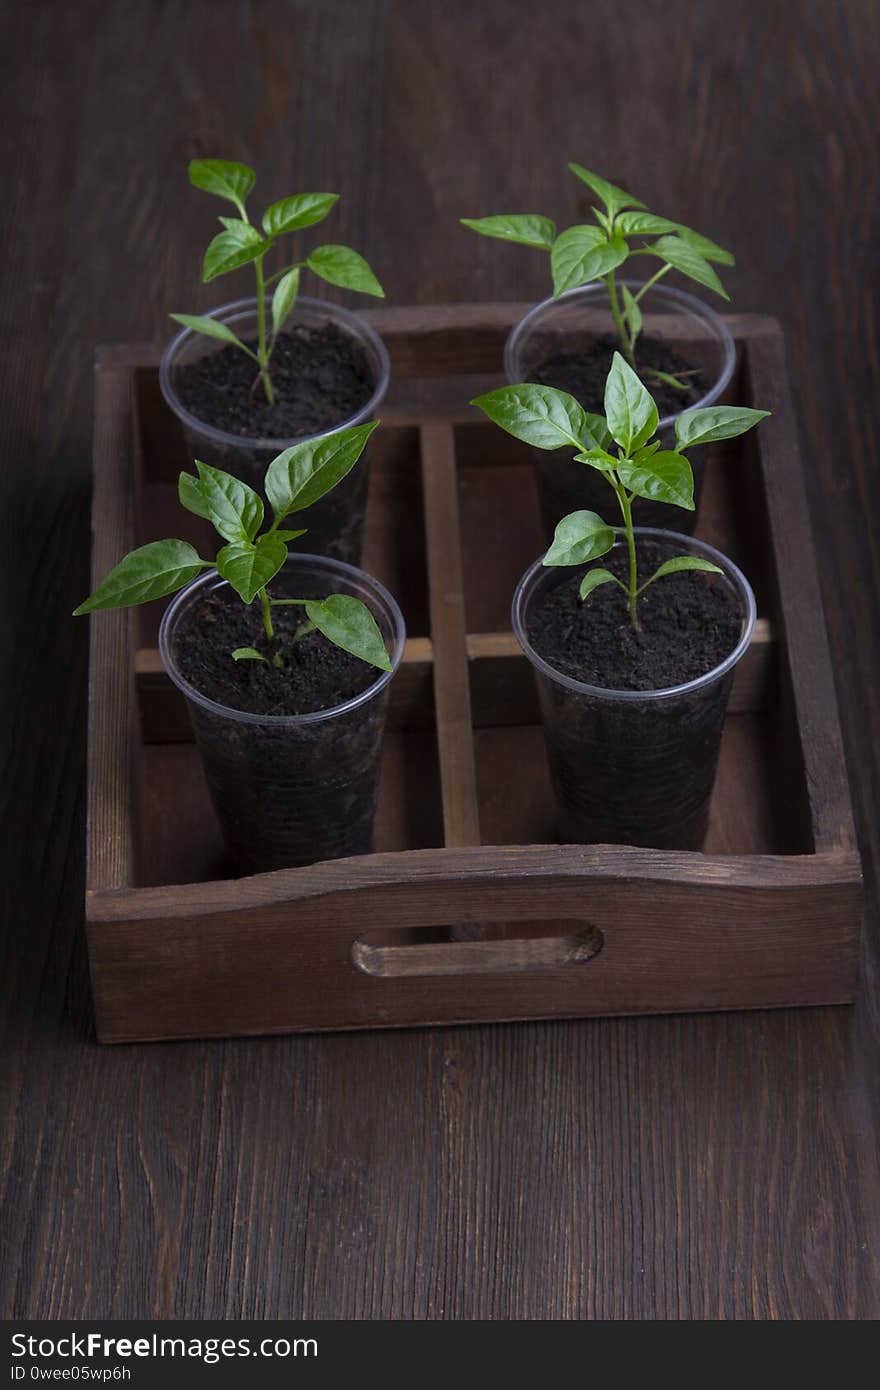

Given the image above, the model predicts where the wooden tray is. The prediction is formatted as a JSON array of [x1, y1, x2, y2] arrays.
[[85, 305, 862, 1042]]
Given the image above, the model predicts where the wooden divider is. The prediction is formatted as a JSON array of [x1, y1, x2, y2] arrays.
[[418, 422, 482, 847]]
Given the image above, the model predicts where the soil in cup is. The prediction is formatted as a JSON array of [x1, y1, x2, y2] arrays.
[[528, 539, 741, 692], [175, 320, 375, 440], [531, 333, 703, 420], [173, 587, 377, 716]]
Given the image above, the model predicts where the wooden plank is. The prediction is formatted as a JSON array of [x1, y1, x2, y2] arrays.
[[746, 332, 860, 859], [86, 357, 138, 891], [85, 844, 861, 1042], [420, 422, 481, 846]]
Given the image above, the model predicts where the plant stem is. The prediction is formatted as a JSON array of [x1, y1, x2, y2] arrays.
[[258, 587, 284, 668], [264, 262, 298, 287], [258, 587, 275, 642], [254, 256, 275, 406], [632, 260, 672, 303], [605, 271, 633, 364], [613, 482, 640, 631]]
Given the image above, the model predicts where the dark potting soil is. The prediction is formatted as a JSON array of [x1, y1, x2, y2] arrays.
[[531, 334, 703, 420], [174, 589, 378, 716], [175, 321, 375, 440], [529, 541, 741, 692]]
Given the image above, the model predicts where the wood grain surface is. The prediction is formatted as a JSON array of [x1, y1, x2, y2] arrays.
[[1, 0, 878, 1320]]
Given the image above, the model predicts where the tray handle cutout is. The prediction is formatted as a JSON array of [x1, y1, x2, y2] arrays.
[[351, 923, 603, 978]]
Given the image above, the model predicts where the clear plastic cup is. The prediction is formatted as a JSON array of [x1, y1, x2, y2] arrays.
[[159, 553, 405, 874], [160, 296, 390, 565], [511, 528, 756, 850], [504, 281, 736, 537]]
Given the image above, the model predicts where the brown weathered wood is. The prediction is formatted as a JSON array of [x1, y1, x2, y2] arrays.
[[86, 357, 138, 891], [419, 421, 481, 846], [745, 333, 859, 858], [86, 845, 861, 1042]]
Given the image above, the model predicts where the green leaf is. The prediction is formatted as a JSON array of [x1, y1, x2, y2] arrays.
[[574, 447, 616, 471], [470, 384, 587, 451], [622, 284, 642, 341], [544, 511, 615, 567], [188, 159, 255, 209], [169, 313, 255, 357], [580, 411, 614, 451], [216, 534, 287, 605], [188, 461, 264, 542], [272, 267, 300, 338], [178, 471, 212, 521], [643, 367, 691, 393], [262, 192, 339, 237], [202, 223, 267, 283], [617, 450, 695, 510], [305, 594, 392, 672], [73, 540, 206, 615], [647, 235, 729, 299], [604, 352, 658, 454], [567, 163, 645, 219], [265, 421, 378, 521], [615, 211, 679, 237], [675, 406, 770, 450], [674, 224, 735, 266], [274, 528, 308, 543], [632, 440, 661, 461], [232, 646, 267, 663], [639, 556, 723, 593], [592, 208, 612, 234], [217, 215, 253, 233], [579, 568, 619, 600], [551, 227, 628, 296], [459, 214, 556, 250], [306, 244, 384, 297]]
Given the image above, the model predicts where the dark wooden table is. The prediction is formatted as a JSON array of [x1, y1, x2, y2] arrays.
[[2, 0, 878, 1319]]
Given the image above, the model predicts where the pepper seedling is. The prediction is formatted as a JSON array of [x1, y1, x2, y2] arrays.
[[462, 164, 733, 389], [74, 422, 392, 673], [472, 354, 767, 631], [172, 159, 384, 406]]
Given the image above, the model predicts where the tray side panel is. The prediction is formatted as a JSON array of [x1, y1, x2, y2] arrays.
[[86, 847, 861, 1042], [420, 422, 481, 845], [87, 356, 139, 891], [747, 332, 860, 858]]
